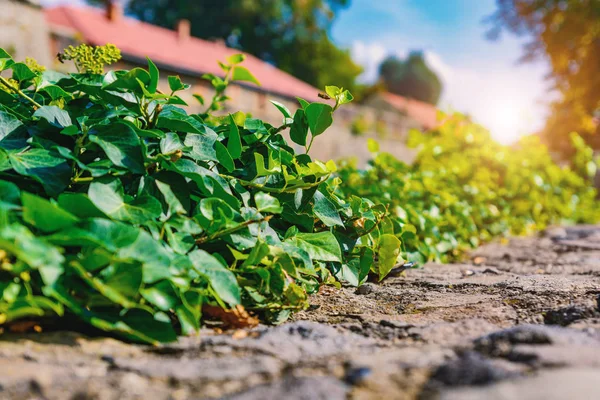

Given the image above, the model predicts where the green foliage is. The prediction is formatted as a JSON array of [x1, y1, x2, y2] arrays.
[[0, 46, 399, 343], [338, 113, 600, 264], [350, 115, 369, 136], [487, 0, 600, 157], [378, 52, 443, 105]]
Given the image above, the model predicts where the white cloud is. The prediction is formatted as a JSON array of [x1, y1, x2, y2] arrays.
[[351, 41, 549, 144], [351, 41, 389, 83]]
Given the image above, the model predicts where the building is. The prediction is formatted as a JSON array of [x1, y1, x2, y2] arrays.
[[2, 0, 439, 165]]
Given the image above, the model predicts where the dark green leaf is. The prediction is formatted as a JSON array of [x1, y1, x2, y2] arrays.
[[89, 122, 145, 174], [188, 250, 241, 306], [305, 103, 333, 137], [22, 192, 79, 233]]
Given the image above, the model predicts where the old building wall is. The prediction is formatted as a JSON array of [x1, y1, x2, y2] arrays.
[[0, 0, 52, 65]]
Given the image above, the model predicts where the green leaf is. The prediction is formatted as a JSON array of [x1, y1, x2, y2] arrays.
[[140, 280, 179, 311], [57, 193, 108, 219], [188, 250, 241, 306], [39, 85, 73, 101], [156, 180, 186, 215], [325, 86, 340, 98], [270, 100, 292, 119], [232, 66, 260, 85], [338, 90, 354, 105], [255, 192, 282, 214], [0, 180, 20, 210], [103, 68, 151, 93], [285, 232, 342, 262], [289, 109, 308, 146], [313, 191, 343, 227], [0, 224, 64, 286], [377, 234, 401, 281], [297, 97, 310, 109], [367, 138, 380, 153], [227, 54, 246, 65], [88, 122, 145, 174], [157, 106, 203, 133], [184, 130, 219, 162], [193, 93, 204, 105], [22, 192, 79, 233], [10, 62, 36, 82], [147, 57, 159, 94], [168, 75, 190, 92], [88, 179, 162, 224], [0, 110, 28, 150], [305, 103, 333, 137], [33, 106, 72, 128], [227, 114, 242, 159], [214, 141, 235, 172], [8, 148, 70, 196]]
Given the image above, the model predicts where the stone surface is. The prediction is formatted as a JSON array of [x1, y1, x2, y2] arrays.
[[3, 225, 600, 399]]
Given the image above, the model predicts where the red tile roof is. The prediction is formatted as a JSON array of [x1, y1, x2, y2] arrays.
[[381, 92, 438, 130], [45, 5, 321, 102]]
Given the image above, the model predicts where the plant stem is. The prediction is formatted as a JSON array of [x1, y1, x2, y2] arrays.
[[306, 136, 315, 153], [72, 176, 94, 183], [0, 75, 42, 108], [195, 215, 273, 244], [272, 122, 292, 134]]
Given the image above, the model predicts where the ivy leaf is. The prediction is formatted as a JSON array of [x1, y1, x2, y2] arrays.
[[184, 130, 219, 162], [325, 85, 341, 98], [0, 110, 29, 150], [305, 103, 333, 137], [255, 192, 283, 214], [89, 122, 145, 174], [270, 100, 292, 119], [155, 180, 186, 215], [34, 106, 72, 128], [147, 57, 159, 94], [88, 179, 162, 224], [227, 54, 245, 65], [8, 148, 70, 196], [168, 76, 190, 92], [10, 62, 36, 82], [313, 191, 343, 227], [338, 90, 354, 105], [377, 234, 402, 281], [285, 232, 342, 262], [227, 114, 242, 159], [157, 106, 203, 133], [232, 66, 260, 85], [22, 192, 79, 233], [214, 141, 235, 172], [289, 109, 309, 146], [188, 250, 241, 306]]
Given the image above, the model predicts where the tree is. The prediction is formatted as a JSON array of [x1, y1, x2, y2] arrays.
[[487, 0, 600, 157], [93, 0, 362, 92], [378, 52, 443, 105]]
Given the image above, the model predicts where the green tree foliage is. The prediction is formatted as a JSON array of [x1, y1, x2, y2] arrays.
[[378, 51, 443, 105], [93, 0, 363, 92], [487, 0, 600, 157]]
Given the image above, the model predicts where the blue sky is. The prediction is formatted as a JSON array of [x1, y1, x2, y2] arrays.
[[42, 0, 550, 142], [332, 0, 551, 143]]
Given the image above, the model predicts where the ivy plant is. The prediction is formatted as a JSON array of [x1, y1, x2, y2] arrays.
[[0, 45, 400, 343]]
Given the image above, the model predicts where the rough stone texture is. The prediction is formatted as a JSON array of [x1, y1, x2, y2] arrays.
[[3, 225, 600, 399]]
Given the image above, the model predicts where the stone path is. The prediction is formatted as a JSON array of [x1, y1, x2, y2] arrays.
[[3, 226, 600, 399]]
